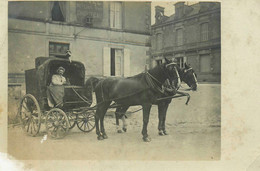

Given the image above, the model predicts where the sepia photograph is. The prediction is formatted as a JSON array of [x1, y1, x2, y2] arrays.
[[2, 0, 259, 170], [7, 1, 221, 162]]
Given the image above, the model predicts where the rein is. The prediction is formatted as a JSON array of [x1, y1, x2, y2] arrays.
[[145, 71, 165, 94], [71, 87, 92, 105]]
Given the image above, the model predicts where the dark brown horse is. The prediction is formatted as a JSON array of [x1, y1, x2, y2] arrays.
[[85, 62, 198, 140], [113, 63, 198, 136], [90, 58, 183, 142]]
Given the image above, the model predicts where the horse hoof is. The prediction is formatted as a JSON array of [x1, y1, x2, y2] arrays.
[[102, 134, 108, 139], [123, 128, 127, 132], [158, 131, 164, 136], [143, 137, 151, 142], [97, 135, 104, 140], [163, 131, 168, 135], [117, 130, 123, 133]]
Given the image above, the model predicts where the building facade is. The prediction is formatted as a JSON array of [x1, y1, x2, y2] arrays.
[[8, 1, 151, 84], [8, 1, 151, 122], [151, 2, 220, 82]]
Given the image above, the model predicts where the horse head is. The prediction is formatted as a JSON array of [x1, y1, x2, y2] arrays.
[[180, 63, 198, 91], [162, 58, 180, 88]]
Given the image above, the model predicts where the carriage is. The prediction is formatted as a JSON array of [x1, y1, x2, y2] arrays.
[[18, 57, 95, 139]]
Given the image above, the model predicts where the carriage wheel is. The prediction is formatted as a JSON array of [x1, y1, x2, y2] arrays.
[[19, 94, 41, 136], [76, 110, 95, 132], [45, 108, 69, 139], [67, 112, 76, 129]]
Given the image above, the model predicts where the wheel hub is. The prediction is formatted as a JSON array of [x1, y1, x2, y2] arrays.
[[54, 121, 59, 126]]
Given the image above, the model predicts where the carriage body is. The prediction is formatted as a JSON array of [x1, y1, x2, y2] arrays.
[[19, 57, 95, 138], [25, 57, 90, 111]]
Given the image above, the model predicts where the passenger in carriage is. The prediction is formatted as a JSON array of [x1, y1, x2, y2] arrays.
[[51, 66, 69, 86], [47, 66, 70, 108]]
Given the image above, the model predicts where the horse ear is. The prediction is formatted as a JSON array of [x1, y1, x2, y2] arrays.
[[164, 57, 170, 64]]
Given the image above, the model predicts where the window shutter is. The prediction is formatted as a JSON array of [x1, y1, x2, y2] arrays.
[[103, 47, 111, 76], [123, 49, 130, 77]]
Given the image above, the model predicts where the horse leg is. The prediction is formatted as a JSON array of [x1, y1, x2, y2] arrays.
[[158, 103, 165, 136], [100, 102, 111, 139], [95, 109, 103, 140], [141, 104, 152, 142], [115, 109, 122, 133], [115, 106, 129, 133], [162, 101, 170, 135]]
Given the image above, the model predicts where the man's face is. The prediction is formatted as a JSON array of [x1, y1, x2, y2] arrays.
[[58, 69, 64, 75]]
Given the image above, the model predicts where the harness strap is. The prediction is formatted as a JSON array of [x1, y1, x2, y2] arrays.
[[174, 66, 181, 89], [145, 72, 165, 94], [71, 88, 92, 105]]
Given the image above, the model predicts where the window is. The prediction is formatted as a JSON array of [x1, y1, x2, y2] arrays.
[[176, 28, 183, 46], [200, 55, 211, 72], [51, 1, 66, 22], [110, 2, 122, 29], [111, 48, 123, 76], [49, 42, 70, 58], [200, 23, 209, 41], [156, 33, 163, 50]]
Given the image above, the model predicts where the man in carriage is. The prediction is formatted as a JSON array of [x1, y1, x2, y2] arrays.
[[47, 66, 70, 108]]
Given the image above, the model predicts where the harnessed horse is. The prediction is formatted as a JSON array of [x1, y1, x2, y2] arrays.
[[90, 58, 184, 142], [114, 62, 198, 136]]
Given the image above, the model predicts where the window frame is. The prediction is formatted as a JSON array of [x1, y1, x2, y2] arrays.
[[200, 22, 209, 41], [156, 33, 163, 50], [110, 48, 124, 76], [176, 28, 184, 46], [110, 2, 122, 29], [199, 54, 211, 73], [50, 1, 67, 23], [49, 42, 70, 58]]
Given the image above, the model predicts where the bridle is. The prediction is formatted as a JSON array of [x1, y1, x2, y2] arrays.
[[145, 64, 180, 94], [182, 67, 198, 87]]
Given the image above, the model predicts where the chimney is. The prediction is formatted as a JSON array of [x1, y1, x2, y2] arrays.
[[174, 2, 185, 19], [155, 6, 165, 23]]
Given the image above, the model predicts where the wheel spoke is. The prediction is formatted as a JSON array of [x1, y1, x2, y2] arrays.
[[88, 121, 94, 128], [77, 120, 84, 124], [80, 121, 84, 128], [86, 122, 90, 130], [26, 119, 31, 132], [31, 118, 37, 132], [22, 103, 30, 112], [30, 121, 33, 134]]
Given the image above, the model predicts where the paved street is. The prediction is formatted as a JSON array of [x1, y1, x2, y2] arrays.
[[8, 84, 220, 160]]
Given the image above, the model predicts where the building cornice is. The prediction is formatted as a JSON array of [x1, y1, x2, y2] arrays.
[[151, 38, 220, 56], [151, 8, 220, 29], [8, 17, 151, 36], [8, 28, 150, 47]]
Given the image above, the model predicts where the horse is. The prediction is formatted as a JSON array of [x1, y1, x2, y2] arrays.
[[85, 62, 198, 139], [113, 62, 198, 136], [87, 58, 184, 142]]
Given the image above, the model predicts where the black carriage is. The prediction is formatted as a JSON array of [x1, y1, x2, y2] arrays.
[[18, 57, 95, 139]]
